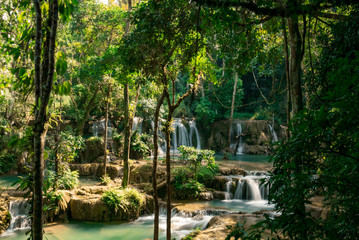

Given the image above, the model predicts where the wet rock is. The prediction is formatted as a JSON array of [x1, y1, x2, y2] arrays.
[[198, 192, 214, 201], [212, 191, 227, 200], [0, 197, 10, 234]]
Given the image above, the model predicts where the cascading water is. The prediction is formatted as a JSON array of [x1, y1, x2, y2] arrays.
[[92, 120, 113, 137], [189, 121, 201, 149], [268, 124, 278, 142], [6, 200, 31, 233], [234, 175, 268, 201], [236, 123, 243, 155], [132, 117, 143, 134], [171, 119, 190, 153], [224, 179, 233, 200]]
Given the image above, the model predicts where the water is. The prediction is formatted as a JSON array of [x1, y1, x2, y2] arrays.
[[92, 120, 113, 137], [2, 200, 31, 237], [0, 175, 21, 189], [189, 121, 201, 150], [224, 179, 233, 200], [236, 123, 243, 155], [268, 124, 278, 142], [215, 154, 268, 162], [2, 210, 213, 240], [132, 117, 143, 134]]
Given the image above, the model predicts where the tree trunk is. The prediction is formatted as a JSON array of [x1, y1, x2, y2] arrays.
[[165, 106, 173, 240], [103, 85, 111, 177], [122, 82, 130, 188], [152, 90, 166, 240], [227, 71, 238, 150], [32, 0, 58, 239], [77, 86, 100, 135], [282, 18, 291, 139], [287, 16, 303, 115]]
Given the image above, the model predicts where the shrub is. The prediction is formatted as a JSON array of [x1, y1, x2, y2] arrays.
[[102, 188, 144, 211], [46, 168, 79, 190], [0, 154, 17, 174], [100, 174, 111, 186]]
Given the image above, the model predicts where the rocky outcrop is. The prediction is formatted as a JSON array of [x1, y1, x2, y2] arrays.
[[69, 162, 122, 179], [79, 137, 104, 163], [69, 192, 153, 222], [206, 120, 285, 154], [0, 197, 10, 234]]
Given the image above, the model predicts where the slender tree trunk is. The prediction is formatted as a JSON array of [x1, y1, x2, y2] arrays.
[[227, 72, 238, 150], [54, 97, 62, 190], [287, 16, 303, 115], [282, 18, 291, 139], [32, 0, 58, 239], [103, 85, 111, 177], [152, 90, 166, 240], [122, 0, 132, 188], [122, 82, 130, 188], [165, 105, 173, 240]]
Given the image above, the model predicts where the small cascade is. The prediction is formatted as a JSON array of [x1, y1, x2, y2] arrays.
[[224, 179, 233, 200], [236, 123, 243, 155], [189, 121, 201, 149], [171, 119, 190, 152], [268, 124, 278, 142], [92, 120, 113, 137], [132, 117, 143, 134], [234, 175, 269, 201], [7, 200, 31, 232], [150, 120, 166, 155]]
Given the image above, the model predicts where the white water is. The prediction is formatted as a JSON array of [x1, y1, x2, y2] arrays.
[[268, 124, 278, 142], [224, 179, 233, 200], [236, 123, 243, 155], [189, 120, 201, 150], [222, 172, 269, 201], [135, 209, 213, 240], [132, 117, 143, 134], [92, 120, 113, 137], [3, 200, 31, 235]]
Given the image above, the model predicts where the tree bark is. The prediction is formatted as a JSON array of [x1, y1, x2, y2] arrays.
[[287, 16, 303, 115], [152, 90, 166, 240], [122, 0, 133, 188], [122, 82, 130, 188], [282, 18, 291, 139], [103, 85, 111, 177], [32, 0, 58, 239], [227, 72, 238, 150]]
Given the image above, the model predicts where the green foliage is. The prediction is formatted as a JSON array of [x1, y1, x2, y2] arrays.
[[46, 169, 79, 190], [56, 131, 84, 163], [101, 188, 144, 211], [0, 154, 17, 174], [173, 146, 218, 199], [130, 132, 150, 157], [100, 174, 111, 186], [246, 18, 359, 240]]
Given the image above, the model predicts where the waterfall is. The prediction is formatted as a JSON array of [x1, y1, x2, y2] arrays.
[[189, 120, 201, 149], [224, 179, 233, 200], [268, 124, 278, 142], [132, 117, 143, 134], [171, 119, 190, 153], [92, 120, 113, 137], [234, 175, 268, 201], [150, 120, 166, 156], [7, 200, 31, 232], [236, 123, 243, 155]]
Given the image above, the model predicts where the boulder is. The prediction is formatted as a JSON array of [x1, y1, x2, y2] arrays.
[[79, 137, 104, 163]]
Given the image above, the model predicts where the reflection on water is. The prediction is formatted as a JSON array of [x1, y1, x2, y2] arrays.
[[215, 154, 269, 162]]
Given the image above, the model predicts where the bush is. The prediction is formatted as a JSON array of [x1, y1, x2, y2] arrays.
[[46, 168, 79, 190], [102, 188, 144, 211], [0, 154, 17, 174]]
